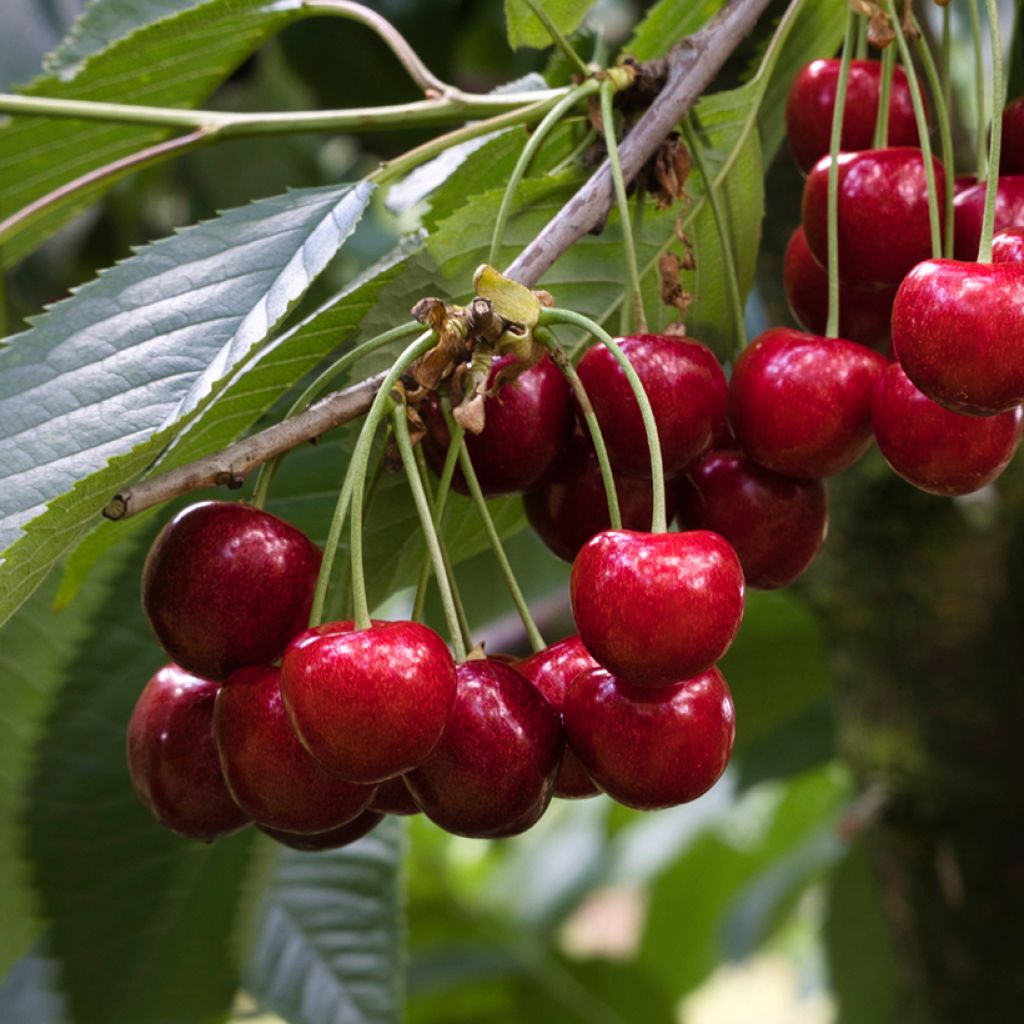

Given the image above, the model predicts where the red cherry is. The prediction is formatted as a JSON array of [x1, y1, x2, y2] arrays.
[[1002, 97, 1024, 174], [678, 450, 828, 589], [126, 665, 249, 842], [570, 529, 744, 685], [729, 327, 888, 478], [421, 355, 573, 496], [785, 59, 921, 175], [574, 334, 728, 479], [281, 620, 456, 784], [802, 148, 946, 287], [872, 363, 1023, 496], [993, 227, 1024, 263], [404, 659, 563, 838], [370, 776, 421, 816], [523, 431, 677, 563], [260, 810, 384, 851], [215, 665, 375, 834], [782, 226, 895, 350], [142, 502, 321, 680], [563, 667, 735, 810], [517, 636, 602, 799], [953, 176, 1024, 261], [892, 259, 1024, 416]]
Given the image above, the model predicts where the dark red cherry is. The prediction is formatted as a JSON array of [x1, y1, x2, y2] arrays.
[[563, 667, 735, 810], [570, 529, 744, 686], [126, 665, 249, 842], [404, 659, 563, 838], [953, 176, 1024, 261], [142, 502, 321, 680], [260, 810, 384, 851], [785, 59, 921, 174], [1002, 97, 1024, 174], [729, 327, 888, 478], [420, 355, 573, 496], [802, 148, 946, 287], [892, 259, 1024, 416], [678, 450, 828, 589], [517, 636, 602, 799], [993, 227, 1024, 263], [523, 431, 677, 563], [215, 665, 375, 834], [370, 776, 420, 816], [872, 363, 1023, 496], [782, 226, 895, 350], [281, 620, 456, 784], [574, 334, 728, 479]]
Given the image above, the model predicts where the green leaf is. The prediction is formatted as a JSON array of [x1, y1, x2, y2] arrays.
[[623, 0, 726, 62], [245, 819, 404, 1024], [25, 538, 258, 1024], [0, 0, 301, 266], [503, 0, 592, 51], [0, 180, 374, 628]]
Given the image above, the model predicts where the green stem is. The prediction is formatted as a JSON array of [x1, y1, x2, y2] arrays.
[[250, 321, 422, 508], [392, 407, 467, 662], [621, 182, 648, 336], [970, 0, 988, 181], [534, 326, 621, 529], [600, 77, 648, 334], [309, 459, 357, 626], [488, 80, 599, 267], [888, 2, 942, 260], [412, 442, 473, 651], [520, 0, 591, 79], [912, 19, 956, 259], [682, 114, 747, 351], [942, 3, 953, 135], [349, 331, 437, 629], [826, 12, 857, 340], [873, 43, 896, 149], [855, 13, 868, 60], [979, 0, 1005, 264], [538, 306, 666, 532], [439, 401, 545, 654]]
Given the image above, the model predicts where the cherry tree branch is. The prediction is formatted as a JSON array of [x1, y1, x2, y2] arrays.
[[103, 0, 771, 521]]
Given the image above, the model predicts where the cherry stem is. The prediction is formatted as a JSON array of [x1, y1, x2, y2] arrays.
[[308, 455, 356, 626], [520, 0, 591, 79], [825, 11, 857, 340], [251, 320, 422, 509], [911, 18, 956, 259], [941, 4, 953, 129], [621, 182, 649, 336], [888, 1, 942, 261], [978, 0, 1005, 264], [538, 306, 666, 532], [682, 113, 747, 351], [873, 43, 895, 149], [438, 399, 545, 655], [601, 77, 648, 334], [488, 80, 599, 269], [969, 0, 988, 182], [391, 406, 468, 662], [855, 14, 868, 60], [349, 330, 437, 630], [534, 325, 622, 529]]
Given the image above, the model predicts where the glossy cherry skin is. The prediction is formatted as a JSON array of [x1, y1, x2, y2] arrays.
[[421, 355, 573, 497], [126, 665, 249, 842], [892, 259, 1024, 416], [517, 636, 601, 799], [872, 363, 1024, 496], [782, 226, 895, 349], [523, 431, 677, 563], [260, 810, 384, 851], [993, 227, 1024, 263], [142, 502, 321, 680], [370, 776, 421, 816], [571, 529, 744, 686], [1002, 97, 1024, 174], [281, 620, 456, 784], [729, 328, 888, 479], [785, 59, 921, 174], [574, 334, 728, 479], [678, 450, 828, 590], [953, 177, 1024, 261], [803, 149, 946, 287], [563, 667, 735, 810], [404, 659, 563, 838], [215, 665, 375, 834]]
